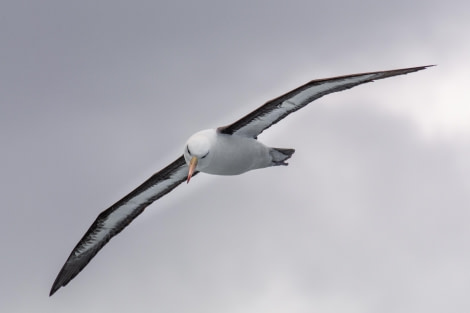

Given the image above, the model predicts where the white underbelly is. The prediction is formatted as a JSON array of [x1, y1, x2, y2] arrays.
[[202, 134, 271, 175]]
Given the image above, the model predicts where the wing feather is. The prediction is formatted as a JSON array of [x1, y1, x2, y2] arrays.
[[50, 155, 194, 296], [219, 66, 432, 138]]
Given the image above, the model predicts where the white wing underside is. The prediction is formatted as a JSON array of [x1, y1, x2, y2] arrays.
[[233, 75, 374, 137], [219, 66, 430, 138], [50, 156, 193, 295], [74, 165, 187, 255]]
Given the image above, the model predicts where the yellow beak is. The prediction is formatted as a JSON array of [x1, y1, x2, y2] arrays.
[[187, 156, 198, 183]]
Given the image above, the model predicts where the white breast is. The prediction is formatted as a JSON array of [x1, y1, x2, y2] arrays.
[[185, 129, 273, 175]]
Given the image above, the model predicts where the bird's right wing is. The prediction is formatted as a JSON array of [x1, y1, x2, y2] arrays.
[[50, 155, 194, 296], [219, 65, 432, 138]]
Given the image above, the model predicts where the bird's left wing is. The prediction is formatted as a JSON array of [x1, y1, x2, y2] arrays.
[[50, 155, 194, 296], [219, 65, 432, 138]]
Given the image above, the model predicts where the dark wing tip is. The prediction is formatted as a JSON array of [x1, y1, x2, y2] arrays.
[[383, 64, 435, 75], [50, 262, 68, 296], [49, 282, 60, 297], [49, 257, 86, 296], [49, 264, 80, 296], [50, 268, 70, 296], [49, 218, 110, 297], [415, 64, 436, 68], [394, 64, 436, 75], [342, 64, 434, 82]]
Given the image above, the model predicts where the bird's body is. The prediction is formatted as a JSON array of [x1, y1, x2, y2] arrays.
[[50, 65, 432, 296], [184, 129, 294, 175]]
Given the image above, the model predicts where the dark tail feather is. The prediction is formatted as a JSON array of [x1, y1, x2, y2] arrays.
[[270, 148, 295, 166]]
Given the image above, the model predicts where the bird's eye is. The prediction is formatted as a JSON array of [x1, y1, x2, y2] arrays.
[[201, 151, 209, 159], [186, 146, 191, 155]]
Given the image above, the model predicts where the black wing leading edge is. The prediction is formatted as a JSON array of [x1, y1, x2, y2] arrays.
[[219, 66, 432, 138]]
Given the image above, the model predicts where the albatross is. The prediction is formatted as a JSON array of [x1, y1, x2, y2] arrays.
[[50, 65, 431, 296]]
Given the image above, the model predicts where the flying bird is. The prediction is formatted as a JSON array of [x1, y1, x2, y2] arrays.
[[50, 65, 431, 296]]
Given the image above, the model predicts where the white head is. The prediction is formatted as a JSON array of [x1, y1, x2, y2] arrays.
[[183, 130, 214, 183]]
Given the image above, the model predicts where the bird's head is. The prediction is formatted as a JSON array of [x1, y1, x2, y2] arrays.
[[184, 130, 213, 183]]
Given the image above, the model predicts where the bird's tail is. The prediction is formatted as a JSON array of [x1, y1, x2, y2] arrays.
[[269, 148, 295, 166]]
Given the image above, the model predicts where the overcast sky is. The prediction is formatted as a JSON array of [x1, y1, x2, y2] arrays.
[[1, 1, 469, 312]]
